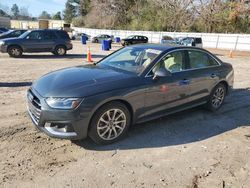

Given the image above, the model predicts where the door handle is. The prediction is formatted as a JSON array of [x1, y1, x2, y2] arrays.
[[211, 73, 217, 78], [179, 79, 190, 85]]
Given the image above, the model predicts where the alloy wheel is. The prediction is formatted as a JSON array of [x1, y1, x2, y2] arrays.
[[11, 48, 21, 56], [97, 108, 127, 141], [211, 87, 225, 108]]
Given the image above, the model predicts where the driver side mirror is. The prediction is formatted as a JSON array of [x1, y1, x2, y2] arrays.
[[153, 68, 172, 80]]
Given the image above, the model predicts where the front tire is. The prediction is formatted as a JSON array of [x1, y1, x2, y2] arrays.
[[89, 102, 131, 145], [206, 83, 226, 111], [8, 46, 23, 58]]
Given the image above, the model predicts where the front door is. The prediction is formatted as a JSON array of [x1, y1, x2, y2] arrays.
[[22, 31, 44, 52], [142, 50, 190, 118]]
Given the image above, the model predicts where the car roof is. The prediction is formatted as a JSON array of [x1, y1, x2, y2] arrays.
[[130, 43, 208, 53], [29, 29, 64, 32]]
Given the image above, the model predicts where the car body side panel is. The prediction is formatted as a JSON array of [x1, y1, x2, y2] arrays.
[[184, 67, 220, 102], [21, 39, 43, 52], [141, 73, 190, 119]]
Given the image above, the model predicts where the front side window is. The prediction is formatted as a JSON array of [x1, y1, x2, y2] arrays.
[[188, 50, 219, 69], [151, 51, 185, 75], [97, 47, 162, 74], [27, 31, 43, 40]]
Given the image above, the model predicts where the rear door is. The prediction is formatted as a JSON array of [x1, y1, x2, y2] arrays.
[[138, 36, 145, 44], [41, 30, 57, 51], [185, 49, 221, 102]]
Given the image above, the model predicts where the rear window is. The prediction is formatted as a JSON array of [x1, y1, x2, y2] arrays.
[[56, 30, 70, 39]]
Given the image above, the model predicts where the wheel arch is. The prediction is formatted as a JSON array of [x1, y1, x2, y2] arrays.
[[7, 44, 23, 52], [53, 44, 67, 51], [88, 98, 134, 132], [217, 80, 229, 94]]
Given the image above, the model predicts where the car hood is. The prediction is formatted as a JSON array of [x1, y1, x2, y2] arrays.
[[1, 37, 22, 43], [32, 65, 139, 98]]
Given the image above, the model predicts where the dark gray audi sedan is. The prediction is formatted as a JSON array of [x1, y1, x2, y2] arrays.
[[27, 44, 234, 144]]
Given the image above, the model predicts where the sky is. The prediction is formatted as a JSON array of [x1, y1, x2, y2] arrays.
[[0, 0, 67, 16]]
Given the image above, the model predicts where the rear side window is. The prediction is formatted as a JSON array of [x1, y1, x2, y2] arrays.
[[44, 31, 57, 40], [56, 30, 70, 39], [188, 50, 219, 69]]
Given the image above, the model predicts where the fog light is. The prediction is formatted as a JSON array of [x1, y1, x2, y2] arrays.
[[44, 122, 77, 137]]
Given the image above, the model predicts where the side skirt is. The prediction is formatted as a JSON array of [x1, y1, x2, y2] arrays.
[[135, 101, 207, 124]]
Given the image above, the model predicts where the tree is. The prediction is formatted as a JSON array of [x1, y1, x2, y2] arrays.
[[11, 4, 19, 18], [65, 0, 250, 33], [19, 7, 32, 20], [52, 11, 62, 20], [0, 9, 8, 16], [0, 3, 10, 15], [79, 0, 91, 16], [64, 0, 77, 23], [39, 11, 51, 19]]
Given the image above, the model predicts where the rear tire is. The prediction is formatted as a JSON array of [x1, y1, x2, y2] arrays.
[[206, 83, 226, 111], [54, 45, 66, 56], [8, 46, 23, 58], [89, 102, 131, 145]]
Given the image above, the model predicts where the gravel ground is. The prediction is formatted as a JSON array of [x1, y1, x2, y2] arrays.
[[0, 41, 249, 188]]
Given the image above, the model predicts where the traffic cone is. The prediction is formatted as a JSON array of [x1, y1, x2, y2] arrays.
[[229, 50, 233, 58], [86, 47, 93, 62]]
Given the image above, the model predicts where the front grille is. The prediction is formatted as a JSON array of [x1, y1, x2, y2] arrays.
[[27, 90, 41, 125]]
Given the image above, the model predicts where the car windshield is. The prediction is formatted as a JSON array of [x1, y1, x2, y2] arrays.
[[18, 30, 31, 38], [126, 35, 134, 39], [97, 47, 163, 74]]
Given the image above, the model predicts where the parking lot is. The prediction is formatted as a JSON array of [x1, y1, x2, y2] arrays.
[[0, 41, 250, 188]]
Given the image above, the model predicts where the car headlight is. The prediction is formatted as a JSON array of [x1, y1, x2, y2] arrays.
[[46, 98, 83, 110], [0, 41, 5, 45]]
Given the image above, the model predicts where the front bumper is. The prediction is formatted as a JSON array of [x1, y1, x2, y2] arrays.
[[26, 88, 90, 140], [0, 44, 7, 53]]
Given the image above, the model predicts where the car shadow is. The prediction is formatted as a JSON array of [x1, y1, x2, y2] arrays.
[[0, 82, 32, 87], [73, 88, 250, 150], [20, 54, 106, 59]]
